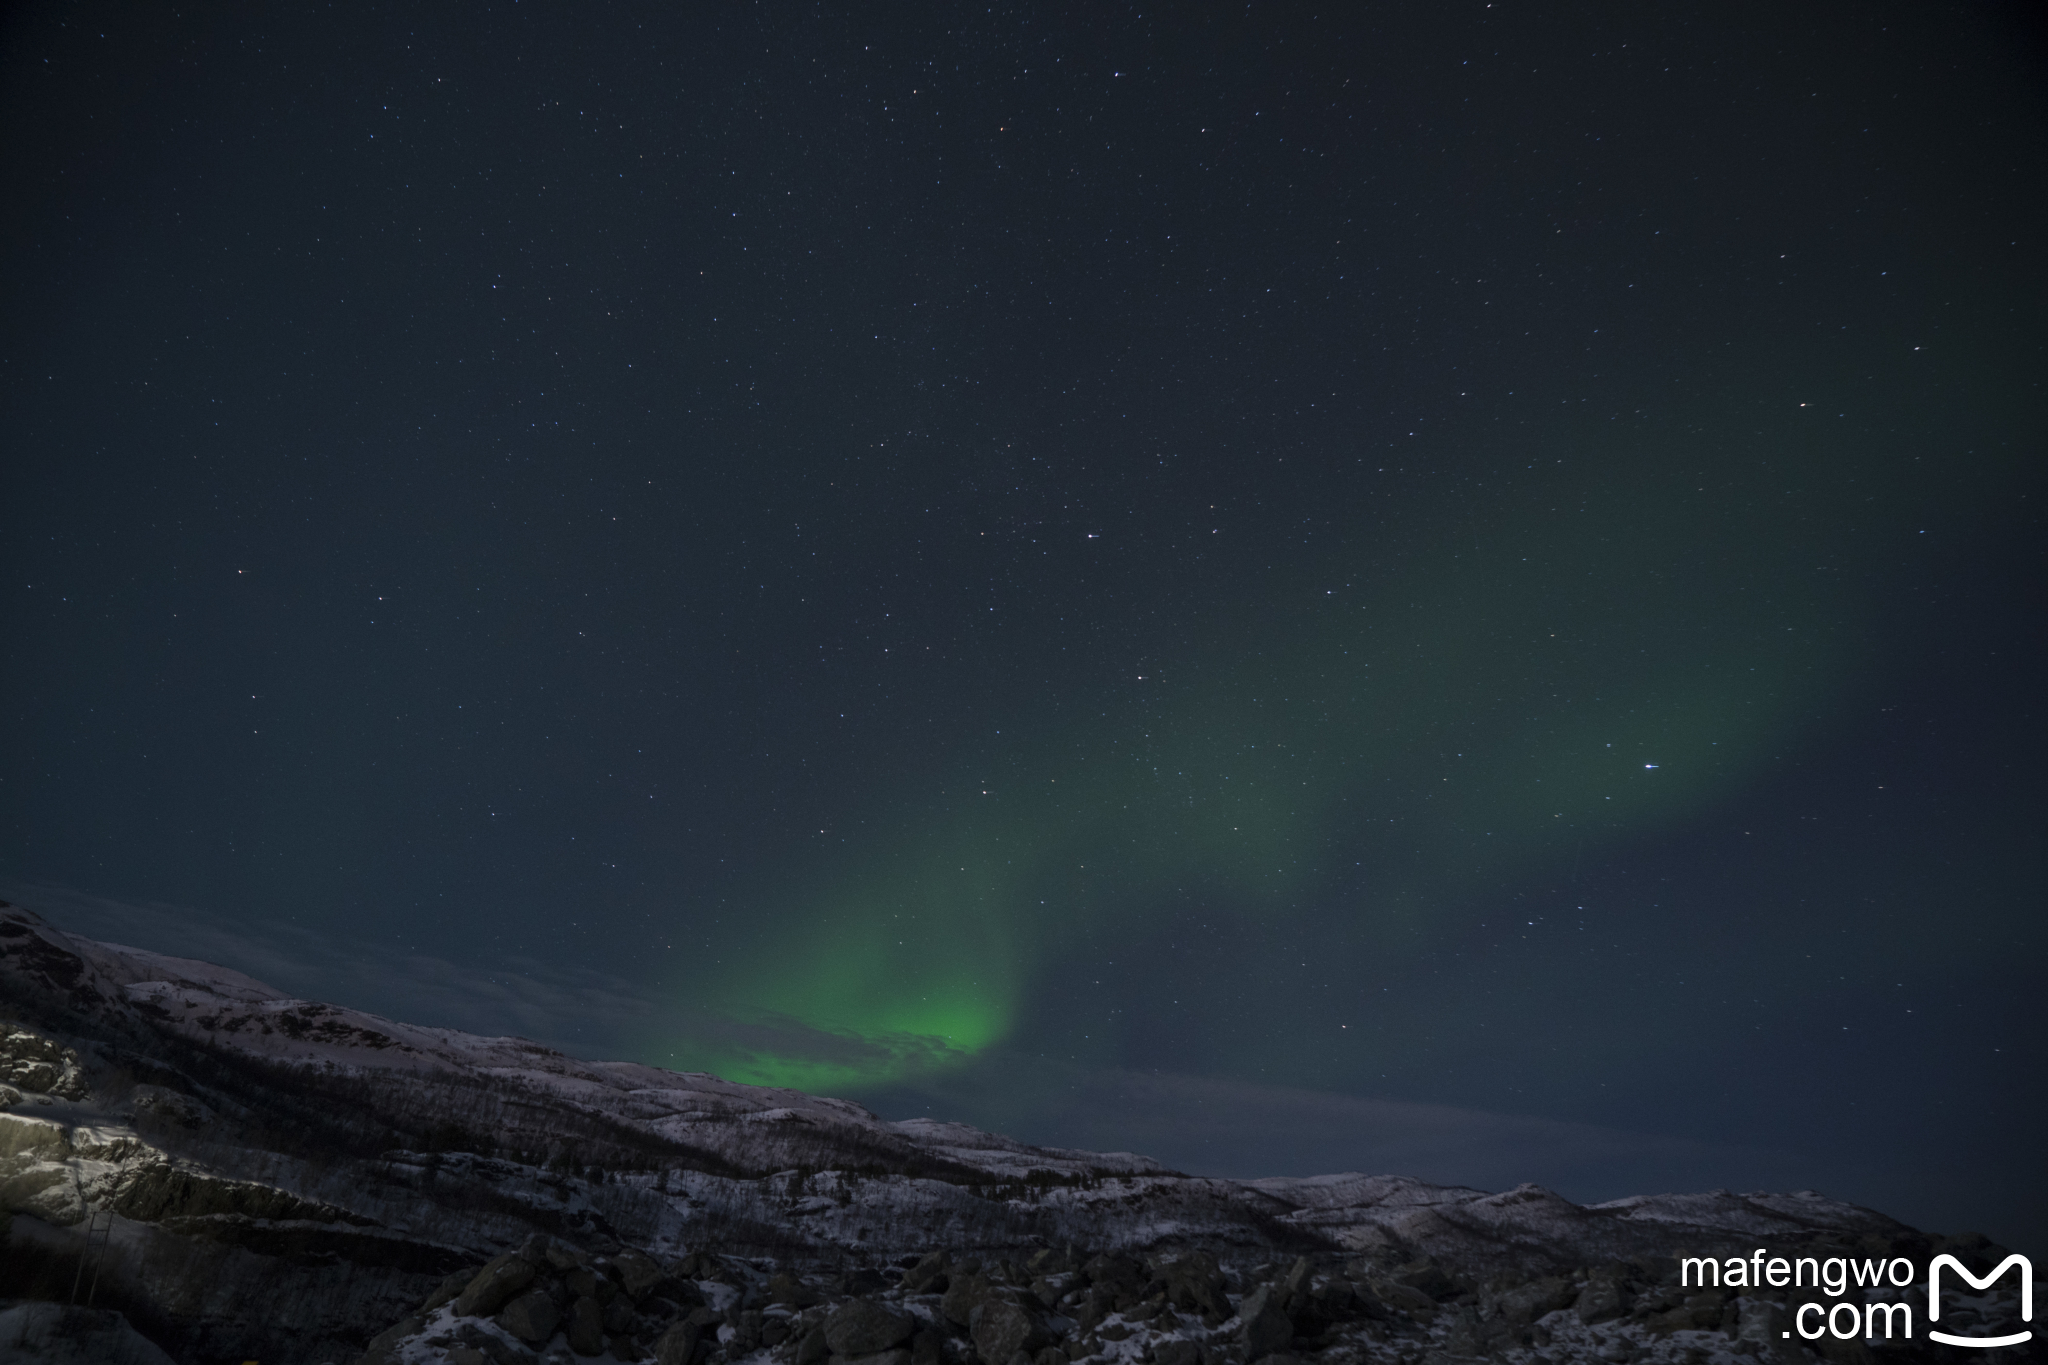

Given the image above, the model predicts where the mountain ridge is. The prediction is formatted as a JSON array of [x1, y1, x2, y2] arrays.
[[0, 900, 2026, 1364]]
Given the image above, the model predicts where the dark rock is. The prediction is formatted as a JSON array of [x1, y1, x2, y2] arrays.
[[1026, 1249, 1070, 1276], [1442, 1302, 1516, 1357], [362, 1311, 427, 1361], [796, 1324, 832, 1365], [1077, 1285, 1120, 1330], [456, 1324, 543, 1365], [567, 1296, 606, 1355], [970, 1298, 1048, 1365], [605, 1297, 641, 1335], [902, 1251, 951, 1294], [842, 1351, 912, 1365], [568, 1266, 616, 1303], [1153, 1342, 1200, 1365], [1032, 1348, 1065, 1365], [1158, 1250, 1231, 1322], [546, 1239, 592, 1271], [770, 1271, 822, 1307], [425, 1266, 485, 1313], [827, 1300, 918, 1356], [1237, 1284, 1292, 1358], [1390, 1260, 1457, 1302], [942, 1273, 997, 1327], [1492, 1276, 1573, 1327], [1298, 1275, 1371, 1330], [1081, 1256, 1144, 1295], [911, 1329, 945, 1365], [612, 1249, 666, 1300], [659, 1319, 707, 1365], [457, 1253, 539, 1318], [1370, 1280, 1436, 1316], [499, 1289, 563, 1344], [1576, 1275, 1633, 1325]]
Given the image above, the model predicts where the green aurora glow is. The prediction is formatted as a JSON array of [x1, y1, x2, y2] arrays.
[[663, 404, 2025, 1092]]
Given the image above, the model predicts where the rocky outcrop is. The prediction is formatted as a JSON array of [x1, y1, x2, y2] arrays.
[[1, 899, 2035, 1365]]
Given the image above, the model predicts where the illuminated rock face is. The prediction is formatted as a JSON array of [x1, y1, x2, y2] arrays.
[[1, 898, 2030, 1365]]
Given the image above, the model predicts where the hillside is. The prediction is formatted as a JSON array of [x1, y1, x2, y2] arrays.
[[0, 900, 2030, 1364]]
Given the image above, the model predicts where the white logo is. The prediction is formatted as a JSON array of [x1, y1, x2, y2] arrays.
[[1928, 1253, 2033, 1349]]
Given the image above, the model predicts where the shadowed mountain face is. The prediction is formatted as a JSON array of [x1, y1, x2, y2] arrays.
[[0, 900, 2030, 1365]]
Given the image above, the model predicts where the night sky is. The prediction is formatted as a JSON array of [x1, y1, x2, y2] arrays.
[[4, 2, 2043, 1247]]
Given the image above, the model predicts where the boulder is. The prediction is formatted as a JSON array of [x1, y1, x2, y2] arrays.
[[546, 1239, 592, 1271], [499, 1289, 563, 1344], [1493, 1276, 1573, 1327], [457, 1252, 539, 1317], [361, 1311, 428, 1362], [1081, 1255, 1144, 1296], [1238, 1284, 1292, 1358], [1390, 1260, 1457, 1302], [0, 1163, 84, 1225], [843, 1352, 912, 1365], [567, 1296, 606, 1355], [1370, 1280, 1435, 1316], [770, 1271, 822, 1306], [942, 1273, 996, 1326], [1158, 1250, 1230, 1322], [1576, 1276, 1633, 1325], [614, 1249, 667, 1300], [826, 1301, 917, 1356], [424, 1266, 485, 1313], [1026, 1249, 1070, 1276], [657, 1319, 705, 1365], [795, 1324, 831, 1365], [454, 1323, 542, 1365], [1154, 1342, 1200, 1365], [566, 1266, 614, 1303], [1305, 1274, 1376, 1330], [971, 1299, 1049, 1365], [902, 1251, 951, 1293]]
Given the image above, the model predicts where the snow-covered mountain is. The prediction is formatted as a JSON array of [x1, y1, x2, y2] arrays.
[[0, 901, 2031, 1365]]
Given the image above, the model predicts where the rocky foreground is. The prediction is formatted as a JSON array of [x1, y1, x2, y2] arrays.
[[0, 900, 2034, 1365]]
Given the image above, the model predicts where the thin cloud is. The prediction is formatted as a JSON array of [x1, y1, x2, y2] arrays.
[[1, 882, 660, 1055]]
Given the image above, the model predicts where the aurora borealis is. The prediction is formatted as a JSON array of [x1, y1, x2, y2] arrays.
[[3, 1, 2043, 1245]]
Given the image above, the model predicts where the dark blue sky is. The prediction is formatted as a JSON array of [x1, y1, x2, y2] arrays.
[[3, 0, 2043, 1247]]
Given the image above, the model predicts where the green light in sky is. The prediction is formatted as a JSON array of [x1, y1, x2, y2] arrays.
[[667, 428, 1914, 1092]]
